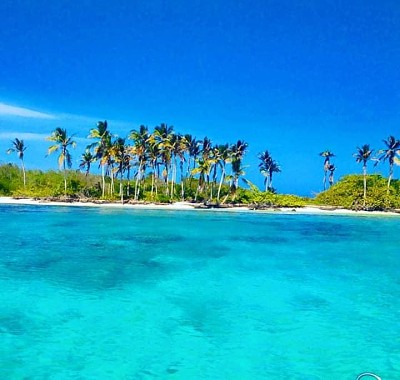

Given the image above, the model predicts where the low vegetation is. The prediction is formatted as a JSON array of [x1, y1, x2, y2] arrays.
[[0, 164, 308, 207], [314, 174, 400, 211], [2, 164, 400, 211]]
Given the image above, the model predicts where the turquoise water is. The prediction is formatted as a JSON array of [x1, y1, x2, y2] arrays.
[[1, 205, 399, 379]]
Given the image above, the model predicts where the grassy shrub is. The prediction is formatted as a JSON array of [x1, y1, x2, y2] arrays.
[[240, 180, 309, 207], [315, 174, 400, 210], [0, 164, 21, 195]]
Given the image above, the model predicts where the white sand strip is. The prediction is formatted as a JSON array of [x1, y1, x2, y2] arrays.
[[0, 197, 399, 216]]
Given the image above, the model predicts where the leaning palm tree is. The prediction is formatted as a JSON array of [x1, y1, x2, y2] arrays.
[[319, 150, 335, 190], [354, 144, 373, 206], [46, 128, 76, 196], [7, 138, 27, 187], [375, 136, 400, 195]]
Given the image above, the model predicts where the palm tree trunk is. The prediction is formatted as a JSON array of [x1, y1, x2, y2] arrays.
[[21, 158, 26, 188], [170, 159, 176, 199], [62, 155, 67, 196], [134, 162, 142, 201], [387, 164, 393, 195], [126, 167, 131, 197], [363, 165, 367, 206], [187, 157, 191, 178], [151, 162, 156, 199], [101, 164, 106, 197], [180, 160, 185, 200], [110, 167, 115, 195], [120, 171, 124, 204], [217, 167, 225, 203]]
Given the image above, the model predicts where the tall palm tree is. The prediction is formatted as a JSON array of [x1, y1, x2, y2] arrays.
[[169, 133, 185, 199], [129, 125, 149, 201], [153, 123, 174, 195], [112, 137, 128, 203], [215, 144, 231, 202], [88, 121, 111, 197], [375, 136, 400, 195], [229, 140, 248, 200], [174, 134, 188, 199], [354, 144, 373, 206], [47, 128, 76, 196], [147, 135, 160, 198], [319, 150, 335, 190], [7, 138, 27, 187]]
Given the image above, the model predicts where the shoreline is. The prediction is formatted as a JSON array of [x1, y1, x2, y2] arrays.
[[0, 196, 399, 217]]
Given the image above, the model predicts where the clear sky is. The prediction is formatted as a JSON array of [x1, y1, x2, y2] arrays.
[[1, 0, 399, 196]]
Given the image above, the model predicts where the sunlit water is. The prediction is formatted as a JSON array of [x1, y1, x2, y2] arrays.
[[1, 205, 399, 379]]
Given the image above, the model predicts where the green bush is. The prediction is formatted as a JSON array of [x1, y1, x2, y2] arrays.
[[315, 174, 400, 210]]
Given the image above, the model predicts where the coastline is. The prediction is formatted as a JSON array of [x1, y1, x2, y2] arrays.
[[0, 196, 399, 217]]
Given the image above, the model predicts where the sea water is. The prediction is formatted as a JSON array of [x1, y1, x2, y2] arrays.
[[0, 205, 399, 379]]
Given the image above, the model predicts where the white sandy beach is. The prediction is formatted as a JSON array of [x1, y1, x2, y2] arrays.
[[0, 196, 399, 216]]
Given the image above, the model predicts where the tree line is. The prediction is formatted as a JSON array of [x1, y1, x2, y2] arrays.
[[6, 121, 281, 203], [6, 123, 400, 206]]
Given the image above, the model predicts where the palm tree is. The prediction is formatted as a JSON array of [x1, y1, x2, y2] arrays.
[[258, 151, 272, 191], [129, 125, 149, 201], [268, 160, 281, 191], [328, 164, 336, 187], [88, 121, 111, 197], [185, 134, 200, 177], [354, 144, 373, 206], [112, 137, 128, 203], [375, 136, 400, 195], [46, 127, 76, 196], [229, 140, 248, 200], [215, 144, 231, 202], [7, 138, 27, 187], [79, 149, 95, 176], [147, 135, 160, 198], [319, 150, 335, 190], [174, 134, 188, 199], [169, 133, 186, 199], [153, 123, 174, 195], [192, 158, 212, 201]]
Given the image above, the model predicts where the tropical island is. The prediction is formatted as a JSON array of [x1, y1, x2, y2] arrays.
[[2, 121, 400, 213]]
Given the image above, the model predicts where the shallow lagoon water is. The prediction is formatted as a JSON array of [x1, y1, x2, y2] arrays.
[[1, 204, 399, 379]]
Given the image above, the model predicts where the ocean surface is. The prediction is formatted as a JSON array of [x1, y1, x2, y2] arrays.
[[0, 204, 399, 379]]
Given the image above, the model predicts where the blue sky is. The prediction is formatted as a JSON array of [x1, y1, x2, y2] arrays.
[[1, 0, 399, 195]]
